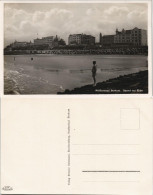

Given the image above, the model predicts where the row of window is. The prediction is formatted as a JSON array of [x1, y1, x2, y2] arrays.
[[116, 35, 141, 38], [115, 40, 141, 44], [115, 38, 141, 41]]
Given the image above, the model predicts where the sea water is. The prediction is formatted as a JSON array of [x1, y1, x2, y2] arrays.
[[4, 54, 148, 94]]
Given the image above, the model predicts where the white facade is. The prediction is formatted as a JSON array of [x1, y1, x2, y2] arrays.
[[114, 27, 147, 46], [34, 36, 54, 47]]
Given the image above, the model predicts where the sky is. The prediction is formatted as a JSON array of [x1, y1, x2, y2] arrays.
[[4, 3, 148, 46]]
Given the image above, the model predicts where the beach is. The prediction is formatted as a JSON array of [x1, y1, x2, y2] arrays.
[[4, 54, 148, 94]]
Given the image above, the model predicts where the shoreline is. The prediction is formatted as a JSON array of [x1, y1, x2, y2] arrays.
[[58, 70, 148, 94], [4, 75, 21, 95], [4, 70, 148, 95]]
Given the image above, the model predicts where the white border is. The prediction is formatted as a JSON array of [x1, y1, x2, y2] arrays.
[[1, 0, 152, 98], [0, 2, 3, 97]]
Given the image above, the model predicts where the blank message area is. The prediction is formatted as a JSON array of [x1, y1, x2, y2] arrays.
[[1, 98, 69, 193], [70, 99, 152, 193]]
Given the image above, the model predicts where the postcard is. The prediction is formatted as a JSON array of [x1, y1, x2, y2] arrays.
[[1, 1, 153, 195], [1, 98, 152, 195], [2, 0, 152, 95]]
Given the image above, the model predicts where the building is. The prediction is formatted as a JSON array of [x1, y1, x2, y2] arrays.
[[114, 27, 147, 46], [34, 36, 54, 48], [11, 41, 32, 48], [99, 33, 102, 44], [68, 34, 95, 45], [34, 35, 66, 48], [82, 34, 95, 45], [100, 27, 147, 48], [68, 34, 81, 45], [102, 35, 114, 47]]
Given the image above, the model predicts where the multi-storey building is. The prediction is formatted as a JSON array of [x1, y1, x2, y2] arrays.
[[102, 35, 114, 47], [114, 27, 147, 46], [11, 41, 32, 48], [34, 36, 54, 47], [81, 34, 95, 45], [68, 34, 82, 45], [100, 27, 147, 47], [68, 34, 95, 45]]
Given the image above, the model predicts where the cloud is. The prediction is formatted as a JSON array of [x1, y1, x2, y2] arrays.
[[33, 11, 45, 22], [4, 3, 148, 47], [104, 6, 129, 15]]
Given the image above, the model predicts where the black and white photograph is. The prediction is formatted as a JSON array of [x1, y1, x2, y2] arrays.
[[4, 2, 150, 94]]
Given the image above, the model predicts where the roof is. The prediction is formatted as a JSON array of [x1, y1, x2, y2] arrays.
[[103, 35, 114, 37], [125, 30, 131, 34]]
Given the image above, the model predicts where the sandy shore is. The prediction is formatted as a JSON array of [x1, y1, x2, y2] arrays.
[[58, 70, 148, 94]]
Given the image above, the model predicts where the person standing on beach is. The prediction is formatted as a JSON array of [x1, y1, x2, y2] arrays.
[[92, 61, 97, 86]]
